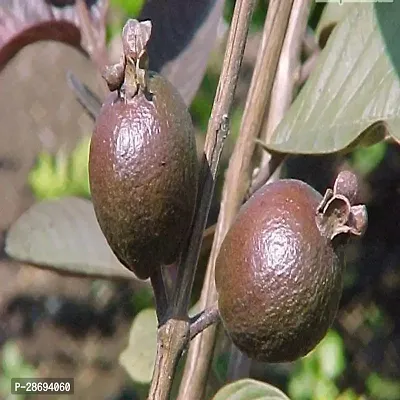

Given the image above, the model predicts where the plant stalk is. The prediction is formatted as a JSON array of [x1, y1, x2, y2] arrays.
[[177, 1, 297, 399], [249, 0, 312, 197], [147, 0, 256, 396], [190, 304, 220, 340], [150, 267, 169, 324]]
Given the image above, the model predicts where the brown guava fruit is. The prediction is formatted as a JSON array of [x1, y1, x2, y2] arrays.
[[215, 178, 366, 362], [89, 72, 198, 280]]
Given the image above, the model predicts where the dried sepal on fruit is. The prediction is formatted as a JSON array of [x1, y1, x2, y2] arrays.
[[89, 20, 198, 280], [317, 171, 367, 239]]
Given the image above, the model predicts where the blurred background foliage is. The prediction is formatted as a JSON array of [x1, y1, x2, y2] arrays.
[[2, 1, 400, 400]]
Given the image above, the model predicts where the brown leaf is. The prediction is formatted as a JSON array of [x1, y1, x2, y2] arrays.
[[0, 0, 108, 71], [139, 0, 225, 104], [66, 70, 102, 119], [71, 0, 226, 115], [0, 41, 104, 235]]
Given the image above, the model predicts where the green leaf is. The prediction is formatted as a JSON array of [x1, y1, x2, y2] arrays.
[[367, 373, 400, 400], [118, 302, 203, 384], [266, 3, 400, 154], [316, 2, 353, 47], [351, 141, 386, 176], [212, 352, 230, 384], [5, 197, 136, 280], [288, 367, 318, 400], [212, 379, 290, 400], [315, 330, 345, 380], [314, 378, 339, 400], [131, 287, 155, 313], [110, 0, 144, 16], [364, 302, 385, 329], [336, 389, 361, 400], [2, 342, 25, 373], [67, 136, 91, 197], [2, 342, 36, 377], [28, 151, 70, 200], [0, 342, 37, 400], [119, 308, 157, 384], [28, 136, 91, 200]]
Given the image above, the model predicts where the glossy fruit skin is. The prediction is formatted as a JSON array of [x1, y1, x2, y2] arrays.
[[89, 72, 198, 279], [215, 180, 345, 362]]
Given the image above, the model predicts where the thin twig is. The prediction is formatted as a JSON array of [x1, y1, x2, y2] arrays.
[[177, 2, 295, 399], [147, 0, 255, 397], [190, 304, 220, 340], [302, 27, 319, 57], [229, 1, 312, 379], [297, 46, 320, 86], [148, 115, 228, 399], [261, 0, 311, 143], [177, 245, 220, 400], [246, 153, 286, 198], [76, 0, 109, 97], [148, 319, 189, 400], [66, 71, 102, 120], [172, 115, 229, 317], [150, 267, 169, 324], [249, 0, 311, 198]]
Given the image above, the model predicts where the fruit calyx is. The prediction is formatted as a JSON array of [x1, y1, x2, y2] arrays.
[[316, 170, 367, 240], [101, 19, 152, 100]]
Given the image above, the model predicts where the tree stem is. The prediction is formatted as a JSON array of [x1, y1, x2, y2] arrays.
[[177, 1, 298, 399], [148, 319, 189, 400], [190, 304, 220, 340], [150, 267, 169, 324], [147, 0, 257, 397]]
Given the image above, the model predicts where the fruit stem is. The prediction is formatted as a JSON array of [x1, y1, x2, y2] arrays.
[[147, 0, 256, 397], [148, 319, 189, 400], [150, 267, 170, 324], [189, 304, 220, 340], [177, 1, 300, 399]]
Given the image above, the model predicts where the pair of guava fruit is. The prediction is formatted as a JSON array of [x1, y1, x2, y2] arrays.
[[89, 19, 367, 363]]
